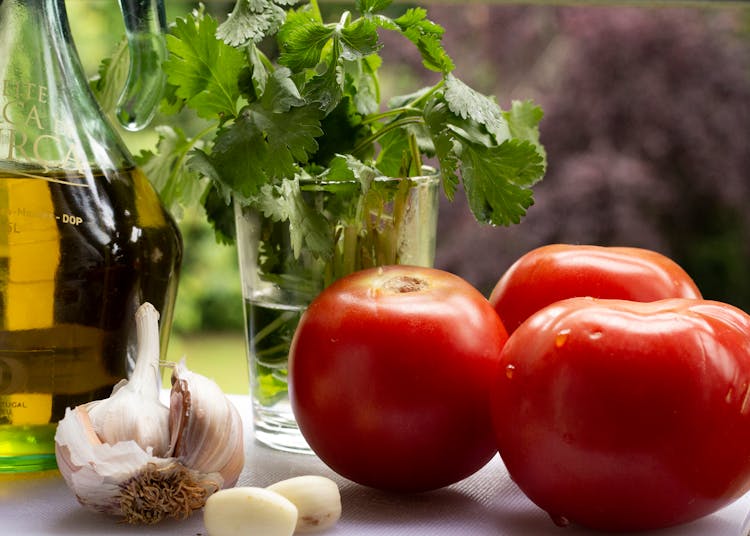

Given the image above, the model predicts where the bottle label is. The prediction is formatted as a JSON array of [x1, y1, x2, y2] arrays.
[[0, 78, 84, 169], [0, 394, 53, 425], [0, 358, 52, 425]]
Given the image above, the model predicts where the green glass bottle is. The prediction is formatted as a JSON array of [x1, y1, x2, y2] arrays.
[[0, 0, 182, 473]]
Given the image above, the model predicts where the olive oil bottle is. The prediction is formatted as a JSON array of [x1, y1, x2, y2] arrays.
[[0, 0, 182, 472]]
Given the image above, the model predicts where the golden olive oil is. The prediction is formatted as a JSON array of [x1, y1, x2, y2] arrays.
[[0, 168, 181, 472]]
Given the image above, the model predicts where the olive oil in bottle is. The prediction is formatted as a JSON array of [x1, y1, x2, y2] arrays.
[[0, 0, 180, 474], [0, 167, 181, 472]]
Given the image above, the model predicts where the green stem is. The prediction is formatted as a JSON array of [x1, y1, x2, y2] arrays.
[[352, 116, 425, 158], [408, 132, 421, 176], [251, 310, 296, 346], [341, 225, 359, 278], [361, 107, 422, 125]]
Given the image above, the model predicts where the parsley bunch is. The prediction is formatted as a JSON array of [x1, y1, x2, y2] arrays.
[[135, 0, 546, 245]]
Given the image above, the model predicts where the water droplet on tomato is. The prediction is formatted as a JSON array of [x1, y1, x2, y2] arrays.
[[549, 513, 570, 527], [555, 329, 571, 348], [589, 329, 603, 340], [505, 364, 516, 379], [726, 386, 735, 404]]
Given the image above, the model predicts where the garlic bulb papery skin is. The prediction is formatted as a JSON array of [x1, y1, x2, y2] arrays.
[[169, 359, 245, 488], [54, 302, 244, 525], [86, 302, 170, 456], [55, 404, 220, 524]]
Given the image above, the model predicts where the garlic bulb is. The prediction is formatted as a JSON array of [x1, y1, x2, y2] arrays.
[[54, 302, 245, 524]]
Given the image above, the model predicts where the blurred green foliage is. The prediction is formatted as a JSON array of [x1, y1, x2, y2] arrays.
[[69, 1, 750, 331], [69, 0, 244, 334]]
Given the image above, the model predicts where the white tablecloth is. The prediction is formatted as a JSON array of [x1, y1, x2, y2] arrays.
[[1, 395, 749, 536]]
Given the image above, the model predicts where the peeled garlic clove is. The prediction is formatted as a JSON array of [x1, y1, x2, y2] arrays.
[[55, 404, 220, 524], [267, 476, 342, 533], [169, 359, 245, 487], [204, 487, 298, 536]]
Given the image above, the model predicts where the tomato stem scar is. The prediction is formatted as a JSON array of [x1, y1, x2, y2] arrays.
[[383, 275, 428, 293]]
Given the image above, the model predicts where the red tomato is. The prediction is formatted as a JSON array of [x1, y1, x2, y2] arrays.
[[489, 244, 702, 334], [491, 297, 750, 531], [289, 265, 508, 492]]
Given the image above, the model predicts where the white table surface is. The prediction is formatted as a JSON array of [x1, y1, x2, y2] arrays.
[[2, 395, 749, 536]]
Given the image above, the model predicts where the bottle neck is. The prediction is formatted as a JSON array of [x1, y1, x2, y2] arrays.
[[0, 0, 132, 174]]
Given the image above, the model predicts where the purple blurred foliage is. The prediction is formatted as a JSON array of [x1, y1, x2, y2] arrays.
[[381, 5, 750, 305]]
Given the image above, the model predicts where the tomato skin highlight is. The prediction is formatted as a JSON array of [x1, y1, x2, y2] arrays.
[[491, 297, 750, 531], [289, 266, 508, 492], [489, 244, 702, 334]]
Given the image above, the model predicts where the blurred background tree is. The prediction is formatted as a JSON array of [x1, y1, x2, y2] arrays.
[[68, 1, 750, 331]]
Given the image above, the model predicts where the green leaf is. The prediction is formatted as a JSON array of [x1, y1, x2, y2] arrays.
[[252, 102, 324, 165], [339, 17, 381, 61], [346, 54, 381, 116], [254, 178, 333, 259], [261, 67, 305, 112], [136, 126, 208, 217], [459, 139, 545, 226], [503, 99, 547, 167], [216, 0, 287, 46], [278, 10, 334, 71], [393, 8, 454, 73], [204, 101, 323, 198], [242, 43, 269, 100], [444, 74, 510, 142], [324, 154, 378, 191], [302, 54, 344, 114], [202, 183, 236, 244], [312, 96, 371, 166], [356, 0, 393, 14], [90, 38, 129, 117], [165, 10, 246, 120], [198, 117, 271, 198]]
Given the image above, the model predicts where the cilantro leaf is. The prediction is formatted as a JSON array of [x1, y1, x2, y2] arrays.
[[146, 0, 547, 252], [278, 10, 334, 71], [253, 178, 333, 259], [339, 17, 381, 61], [393, 8, 454, 73], [194, 117, 270, 199], [346, 54, 381, 115], [504, 99, 547, 167], [356, 0, 393, 14], [301, 35, 344, 113], [444, 74, 510, 142], [202, 183, 236, 244], [424, 94, 544, 224], [253, 102, 323, 166], [199, 99, 323, 199], [260, 67, 305, 112], [165, 10, 246, 120], [216, 0, 287, 47], [460, 139, 545, 226], [243, 43, 269, 100], [136, 125, 208, 217], [90, 38, 129, 117]]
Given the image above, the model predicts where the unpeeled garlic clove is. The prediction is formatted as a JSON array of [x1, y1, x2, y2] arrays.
[[169, 359, 245, 488], [86, 302, 170, 456], [267, 476, 342, 533]]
